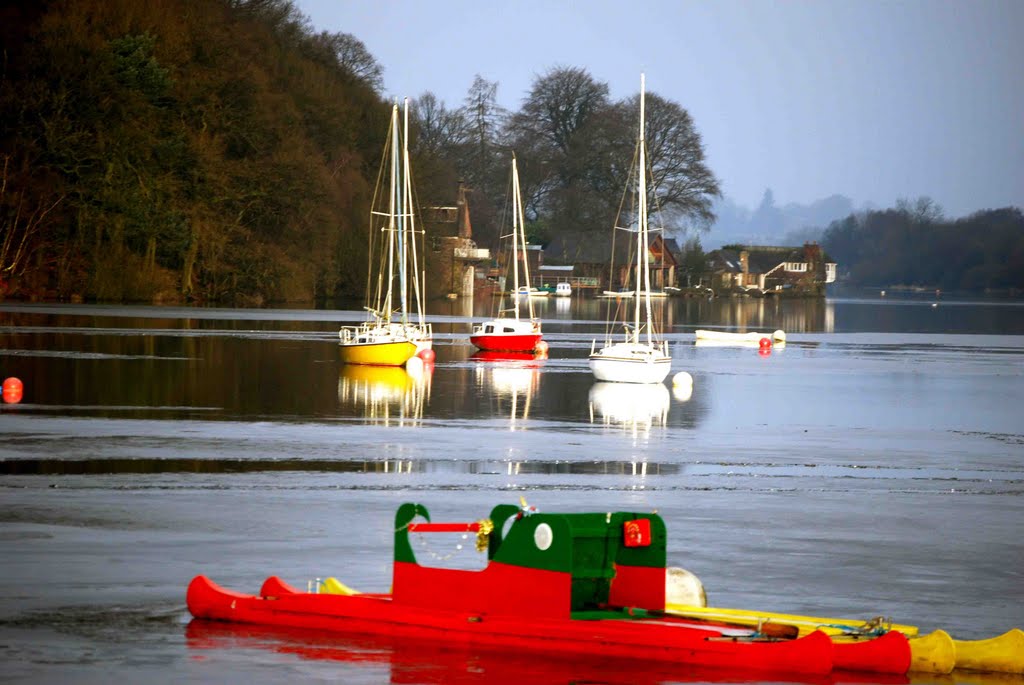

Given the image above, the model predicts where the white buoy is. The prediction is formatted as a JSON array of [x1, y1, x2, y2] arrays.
[[671, 372, 693, 402], [773, 329, 786, 342], [405, 355, 424, 378]]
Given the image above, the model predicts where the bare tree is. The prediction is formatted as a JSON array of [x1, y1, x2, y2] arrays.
[[639, 91, 721, 230], [412, 92, 468, 158], [314, 31, 383, 90], [896, 196, 944, 224], [511, 66, 609, 155], [0, 155, 63, 290], [461, 75, 506, 190]]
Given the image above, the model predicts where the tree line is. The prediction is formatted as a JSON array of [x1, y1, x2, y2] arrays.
[[821, 199, 1024, 294], [0, 0, 720, 304]]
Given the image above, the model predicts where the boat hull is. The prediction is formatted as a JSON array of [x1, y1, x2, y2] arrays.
[[470, 333, 542, 353], [664, 603, 1024, 675], [830, 631, 911, 674], [187, 575, 834, 676], [589, 344, 671, 384], [954, 628, 1024, 674], [664, 602, 919, 638], [338, 340, 417, 366], [694, 329, 786, 344]]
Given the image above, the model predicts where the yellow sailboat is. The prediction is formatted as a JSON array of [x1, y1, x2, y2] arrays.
[[339, 99, 431, 366]]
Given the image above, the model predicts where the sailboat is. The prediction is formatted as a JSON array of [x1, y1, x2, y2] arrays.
[[588, 74, 671, 384], [339, 100, 432, 366], [470, 154, 543, 353]]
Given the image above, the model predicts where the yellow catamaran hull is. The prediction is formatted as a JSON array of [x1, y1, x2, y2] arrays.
[[338, 340, 417, 367], [665, 604, 1022, 674], [665, 602, 918, 638]]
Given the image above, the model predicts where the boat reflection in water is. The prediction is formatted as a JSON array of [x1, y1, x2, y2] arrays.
[[185, 619, 811, 685], [336, 359, 432, 425], [471, 350, 543, 429], [589, 381, 670, 433]]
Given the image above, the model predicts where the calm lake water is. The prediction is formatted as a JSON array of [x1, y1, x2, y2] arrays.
[[1, 296, 1023, 684]]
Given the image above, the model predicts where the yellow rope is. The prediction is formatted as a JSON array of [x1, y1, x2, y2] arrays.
[[475, 518, 494, 552]]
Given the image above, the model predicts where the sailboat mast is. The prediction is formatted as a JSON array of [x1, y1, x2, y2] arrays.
[[402, 98, 424, 328], [395, 102, 409, 326], [635, 74, 647, 345], [401, 98, 425, 327], [384, 104, 399, 325], [511, 155, 521, 320], [641, 75, 656, 347], [516, 157, 536, 321]]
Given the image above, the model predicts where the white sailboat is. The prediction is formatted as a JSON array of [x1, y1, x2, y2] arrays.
[[589, 74, 671, 384], [339, 100, 432, 366], [470, 154, 543, 353]]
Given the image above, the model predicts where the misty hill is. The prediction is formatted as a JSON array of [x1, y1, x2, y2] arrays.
[[705, 189, 861, 249]]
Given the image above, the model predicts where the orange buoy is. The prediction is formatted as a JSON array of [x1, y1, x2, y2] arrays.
[[535, 340, 549, 355], [417, 348, 436, 363], [3, 377, 24, 404]]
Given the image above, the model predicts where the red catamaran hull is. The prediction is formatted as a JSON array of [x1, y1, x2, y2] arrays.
[[188, 574, 835, 676]]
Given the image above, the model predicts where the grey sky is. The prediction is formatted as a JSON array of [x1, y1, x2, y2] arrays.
[[296, 0, 1023, 217]]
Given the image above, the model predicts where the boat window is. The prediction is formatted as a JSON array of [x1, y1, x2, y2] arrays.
[[503, 327, 515, 333], [485, 325, 493, 334]]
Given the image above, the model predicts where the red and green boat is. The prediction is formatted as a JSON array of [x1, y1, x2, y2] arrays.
[[187, 502, 911, 677]]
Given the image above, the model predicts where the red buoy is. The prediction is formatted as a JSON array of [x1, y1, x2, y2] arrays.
[[759, 337, 772, 349], [3, 377, 24, 404], [417, 348, 436, 363]]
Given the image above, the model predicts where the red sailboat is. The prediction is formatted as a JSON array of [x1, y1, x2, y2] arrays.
[[470, 155, 542, 353]]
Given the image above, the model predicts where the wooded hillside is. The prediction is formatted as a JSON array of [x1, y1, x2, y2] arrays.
[[1, 0, 723, 305], [2, 0, 391, 304]]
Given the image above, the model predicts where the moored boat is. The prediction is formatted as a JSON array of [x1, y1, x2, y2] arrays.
[[338, 323, 418, 366], [471, 155, 543, 354], [694, 329, 786, 345], [339, 99, 431, 366], [588, 75, 671, 384], [187, 500, 1021, 677], [470, 319, 541, 353], [188, 502, 836, 677]]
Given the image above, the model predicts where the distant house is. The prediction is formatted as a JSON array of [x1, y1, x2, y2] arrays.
[[543, 230, 679, 291], [651, 237, 680, 290], [704, 243, 837, 295]]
